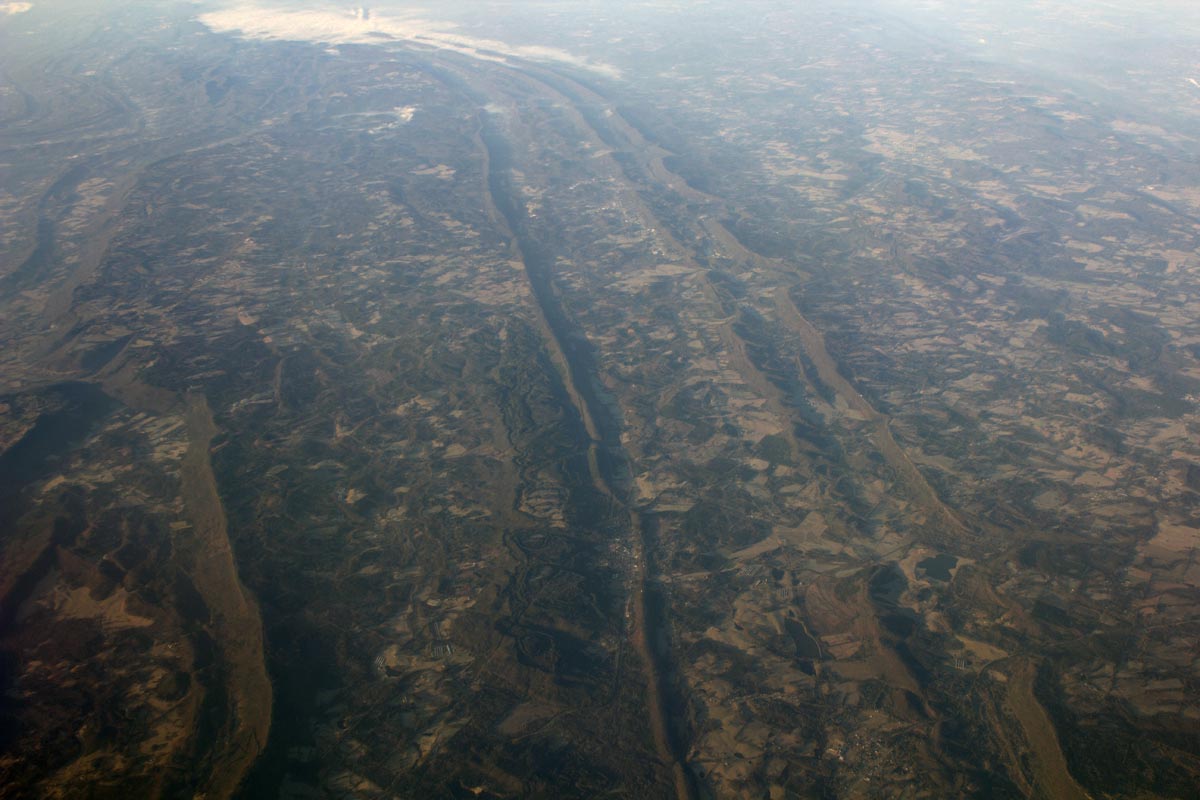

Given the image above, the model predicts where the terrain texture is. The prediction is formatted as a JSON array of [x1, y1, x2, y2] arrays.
[[2, 1, 1199, 798]]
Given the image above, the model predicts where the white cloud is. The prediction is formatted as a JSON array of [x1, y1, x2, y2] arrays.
[[197, 4, 620, 79], [0, 2, 33, 15]]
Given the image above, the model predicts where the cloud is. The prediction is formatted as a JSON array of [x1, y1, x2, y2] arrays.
[[0, 2, 33, 15], [197, 4, 620, 79]]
